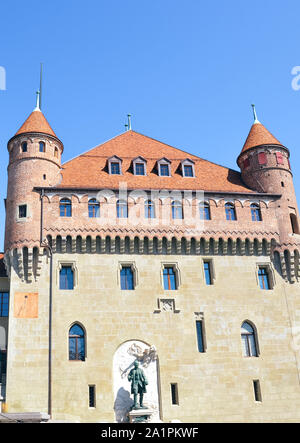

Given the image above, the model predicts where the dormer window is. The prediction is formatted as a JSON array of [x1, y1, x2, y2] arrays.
[[181, 159, 195, 178], [133, 157, 147, 176], [108, 156, 122, 175], [157, 158, 171, 177]]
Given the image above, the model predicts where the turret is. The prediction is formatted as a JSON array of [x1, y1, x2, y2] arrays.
[[237, 105, 300, 241], [4, 93, 63, 251]]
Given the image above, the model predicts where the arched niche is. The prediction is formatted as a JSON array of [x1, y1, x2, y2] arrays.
[[113, 339, 160, 423]]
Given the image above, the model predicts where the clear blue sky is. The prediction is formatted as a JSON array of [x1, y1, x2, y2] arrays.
[[1, 0, 300, 250]]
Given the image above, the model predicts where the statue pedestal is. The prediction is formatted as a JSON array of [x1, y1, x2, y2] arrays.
[[128, 407, 154, 423]]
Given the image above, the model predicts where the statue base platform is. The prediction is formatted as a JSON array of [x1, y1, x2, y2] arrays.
[[128, 407, 154, 423]]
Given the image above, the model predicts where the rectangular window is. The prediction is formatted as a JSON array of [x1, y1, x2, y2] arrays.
[[253, 380, 262, 402], [196, 320, 205, 353], [183, 165, 193, 177], [171, 383, 179, 405], [163, 266, 177, 290], [203, 261, 212, 285], [111, 162, 120, 175], [276, 152, 284, 165], [258, 267, 270, 290], [135, 163, 145, 176], [120, 266, 134, 290], [0, 292, 9, 317], [258, 152, 267, 165], [59, 266, 74, 290], [89, 385, 96, 408], [18, 204, 27, 218], [160, 164, 170, 176]]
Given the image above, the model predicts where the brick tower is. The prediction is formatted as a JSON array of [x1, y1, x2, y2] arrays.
[[4, 93, 63, 252], [237, 105, 300, 243]]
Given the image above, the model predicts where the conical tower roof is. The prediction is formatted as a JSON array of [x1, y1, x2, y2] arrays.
[[14, 108, 57, 138], [240, 120, 282, 154]]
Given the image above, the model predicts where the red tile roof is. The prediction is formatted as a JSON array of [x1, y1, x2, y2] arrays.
[[59, 130, 252, 193], [14, 110, 57, 138], [240, 122, 282, 154]]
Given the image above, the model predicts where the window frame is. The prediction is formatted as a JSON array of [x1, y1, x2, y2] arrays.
[[58, 262, 77, 290], [250, 203, 262, 221], [162, 263, 180, 290], [60, 198, 72, 217], [171, 200, 183, 220], [144, 199, 156, 219], [133, 156, 147, 176], [0, 292, 9, 317], [181, 159, 195, 178], [108, 156, 122, 175], [199, 201, 211, 220], [116, 199, 128, 218], [157, 158, 171, 177], [68, 323, 86, 361], [225, 202, 237, 221], [241, 321, 259, 357], [118, 262, 138, 290], [88, 198, 100, 218]]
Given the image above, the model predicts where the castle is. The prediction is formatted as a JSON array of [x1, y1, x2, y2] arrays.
[[1, 96, 300, 422]]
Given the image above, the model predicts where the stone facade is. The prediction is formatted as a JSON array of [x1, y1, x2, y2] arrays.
[[1, 106, 300, 422]]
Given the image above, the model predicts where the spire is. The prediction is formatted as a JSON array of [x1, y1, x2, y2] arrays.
[[239, 107, 282, 156], [251, 104, 259, 124], [34, 90, 41, 112]]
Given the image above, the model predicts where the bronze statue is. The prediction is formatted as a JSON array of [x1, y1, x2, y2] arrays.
[[128, 360, 148, 409]]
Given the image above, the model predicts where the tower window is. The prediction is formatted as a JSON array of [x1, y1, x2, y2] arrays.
[[54, 147, 58, 158], [18, 204, 27, 218], [290, 213, 300, 234], [21, 142, 27, 152], [225, 203, 236, 220], [60, 198, 72, 217], [69, 324, 85, 361], [275, 152, 284, 165], [39, 141, 45, 153], [258, 152, 267, 165], [250, 204, 262, 221]]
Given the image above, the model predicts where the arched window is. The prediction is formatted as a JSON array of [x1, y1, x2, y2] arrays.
[[21, 142, 27, 152], [54, 147, 58, 158], [88, 198, 100, 218], [145, 200, 155, 219], [60, 198, 72, 217], [117, 200, 128, 218], [39, 141, 45, 153], [172, 201, 183, 219], [69, 324, 85, 361], [241, 321, 258, 357], [250, 203, 262, 221], [199, 201, 211, 220], [225, 203, 236, 221]]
